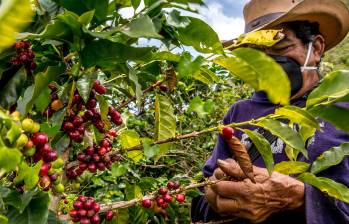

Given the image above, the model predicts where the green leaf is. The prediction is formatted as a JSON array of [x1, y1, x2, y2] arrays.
[[4, 189, 37, 213], [0, 67, 27, 110], [53, 134, 70, 154], [55, 0, 108, 22], [115, 208, 129, 224], [0, 0, 33, 53], [16, 86, 34, 116], [76, 70, 97, 103], [79, 10, 95, 26], [127, 150, 143, 163], [177, 53, 204, 79], [274, 161, 310, 175], [19, 18, 73, 41], [121, 15, 162, 39], [309, 104, 349, 133], [0, 215, 8, 224], [0, 146, 21, 172], [311, 143, 349, 175], [143, 138, 160, 159], [40, 123, 60, 138], [187, 96, 214, 118], [227, 29, 283, 49], [131, 0, 141, 9], [25, 65, 65, 114], [214, 48, 290, 105], [81, 40, 153, 68], [5, 121, 21, 144], [95, 95, 111, 130], [6, 191, 49, 224], [243, 129, 274, 175], [50, 108, 66, 127], [14, 161, 42, 190], [119, 130, 141, 149], [257, 119, 307, 158], [275, 106, 320, 129], [193, 67, 219, 85], [151, 51, 180, 62], [177, 17, 223, 54], [155, 95, 176, 156], [299, 125, 316, 142], [56, 11, 81, 36], [307, 70, 349, 108], [298, 172, 349, 204], [128, 66, 142, 107], [125, 183, 142, 200], [34, 87, 50, 113], [166, 10, 190, 28], [111, 163, 128, 177]]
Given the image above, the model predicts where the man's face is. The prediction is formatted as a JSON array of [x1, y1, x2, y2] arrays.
[[257, 24, 324, 98]]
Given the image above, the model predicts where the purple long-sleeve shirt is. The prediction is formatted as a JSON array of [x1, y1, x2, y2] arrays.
[[191, 91, 349, 224]]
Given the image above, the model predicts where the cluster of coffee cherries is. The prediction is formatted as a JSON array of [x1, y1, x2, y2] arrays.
[[10, 41, 37, 74], [20, 118, 64, 192], [69, 196, 114, 223], [66, 138, 121, 179], [141, 181, 185, 209], [61, 80, 122, 143], [43, 83, 64, 118]]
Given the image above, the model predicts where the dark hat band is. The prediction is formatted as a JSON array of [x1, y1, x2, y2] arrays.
[[245, 12, 285, 33]]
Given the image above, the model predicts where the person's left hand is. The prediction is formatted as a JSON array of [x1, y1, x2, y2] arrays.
[[205, 159, 305, 223]]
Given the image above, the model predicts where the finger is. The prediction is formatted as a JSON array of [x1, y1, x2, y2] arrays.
[[212, 180, 250, 199], [213, 167, 226, 180], [215, 195, 240, 215], [217, 159, 246, 180], [204, 185, 218, 211]]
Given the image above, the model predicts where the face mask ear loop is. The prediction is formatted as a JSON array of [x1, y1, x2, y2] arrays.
[[301, 42, 318, 72]]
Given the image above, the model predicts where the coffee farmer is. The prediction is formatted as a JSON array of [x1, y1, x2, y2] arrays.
[[191, 0, 349, 223]]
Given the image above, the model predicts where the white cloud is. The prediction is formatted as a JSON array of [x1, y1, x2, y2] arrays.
[[198, 2, 245, 41]]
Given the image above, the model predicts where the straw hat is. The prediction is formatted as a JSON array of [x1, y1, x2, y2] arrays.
[[224, 0, 349, 51]]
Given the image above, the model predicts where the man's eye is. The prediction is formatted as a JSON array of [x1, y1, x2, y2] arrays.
[[274, 46, 291, 51]]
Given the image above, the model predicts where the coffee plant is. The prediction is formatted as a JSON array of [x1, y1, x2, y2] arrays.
[[0, 0, 348, 223]]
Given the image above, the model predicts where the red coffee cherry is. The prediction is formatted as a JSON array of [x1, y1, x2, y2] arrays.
[[141, 199, 152, 208], [221, 127, 235, 139]]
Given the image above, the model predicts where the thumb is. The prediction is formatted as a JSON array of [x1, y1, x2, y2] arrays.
[[217, 159, 246, 180]]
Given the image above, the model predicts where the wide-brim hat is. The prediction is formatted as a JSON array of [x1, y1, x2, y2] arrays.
[[223, 0, 349, 51]]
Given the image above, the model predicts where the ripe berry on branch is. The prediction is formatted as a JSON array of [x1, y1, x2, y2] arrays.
[[141, 199, 152, 208], [221, 127, 235, 140], [175, 194, 185, 203]]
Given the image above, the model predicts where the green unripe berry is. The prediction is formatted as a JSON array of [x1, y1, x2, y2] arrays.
[[21, 118, 34, 132], [31, 122, 41, 133], [71, 182, 80, 190], [54, 183, 65, 193], [52, 157, 64, 168], [24, 147, 36, 157]]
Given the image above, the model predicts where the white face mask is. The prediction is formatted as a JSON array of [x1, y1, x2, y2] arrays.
[[300, 42, 318, 72]]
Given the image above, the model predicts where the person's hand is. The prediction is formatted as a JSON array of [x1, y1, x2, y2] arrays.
[[205, 159, 304, 223]]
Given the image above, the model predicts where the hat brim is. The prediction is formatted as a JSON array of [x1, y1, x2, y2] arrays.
[[224, 0, 349, 51]]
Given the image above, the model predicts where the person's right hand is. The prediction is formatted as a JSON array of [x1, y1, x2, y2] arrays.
[[205, 159, 304, 223]]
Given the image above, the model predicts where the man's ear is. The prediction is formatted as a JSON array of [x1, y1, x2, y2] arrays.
[[312, 35, 325, 64]]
